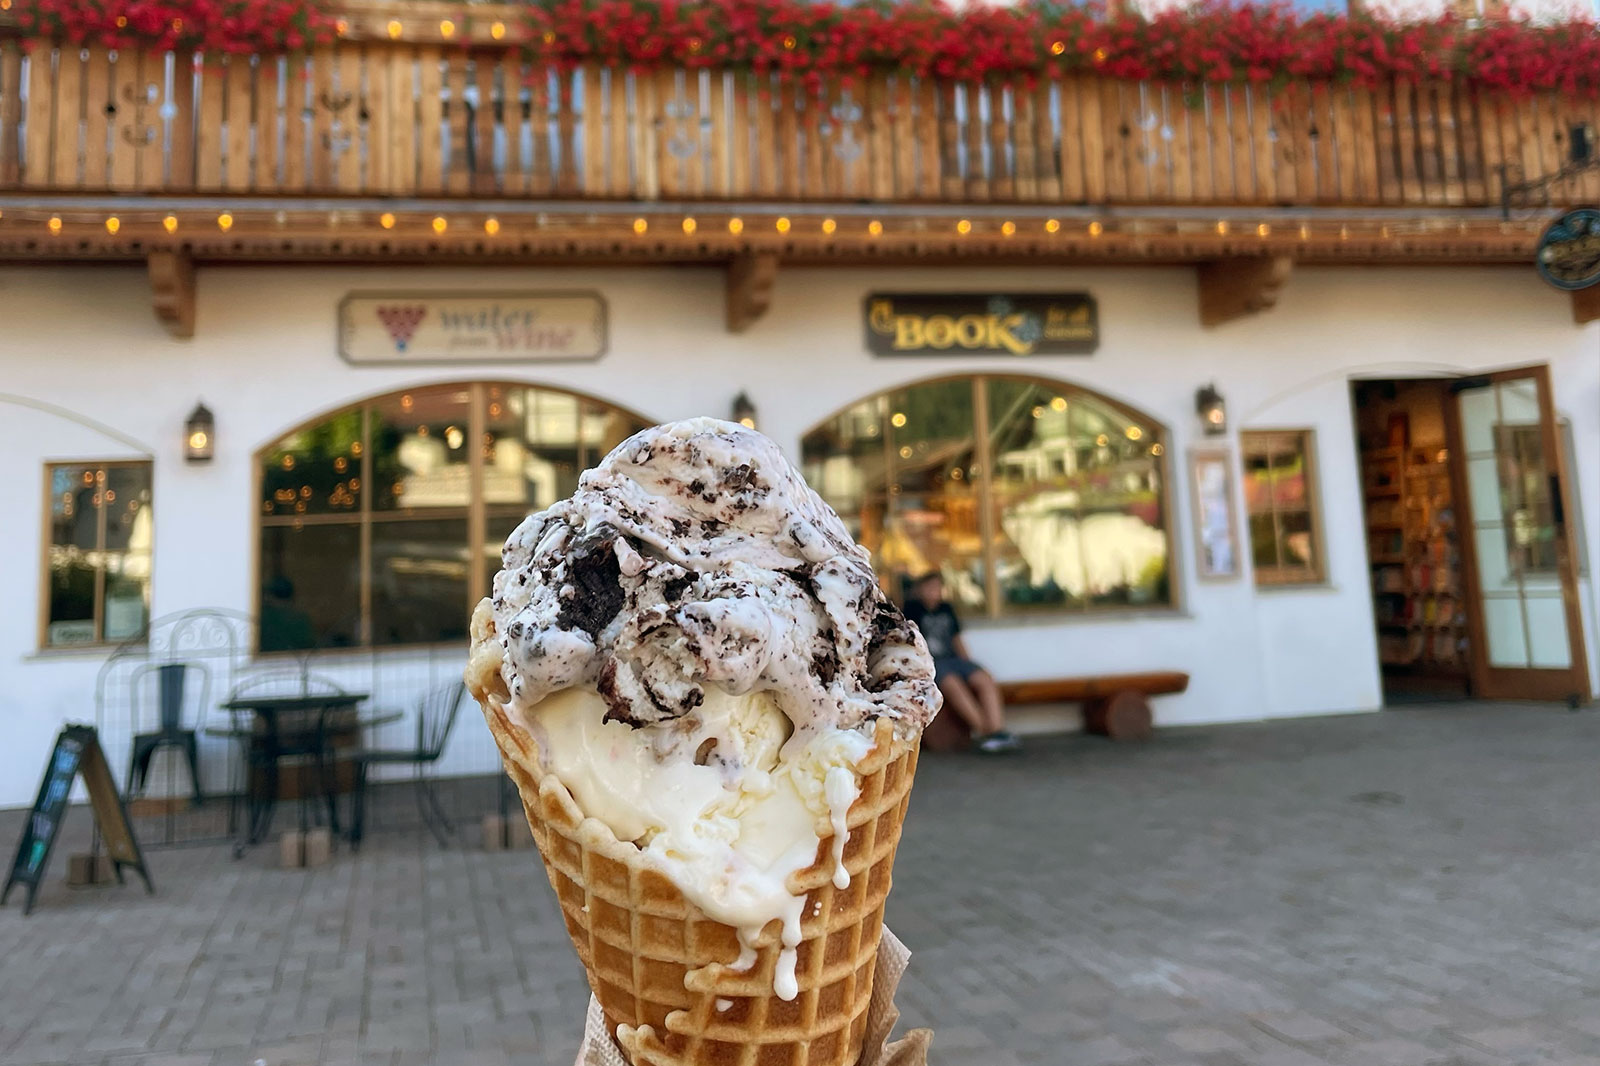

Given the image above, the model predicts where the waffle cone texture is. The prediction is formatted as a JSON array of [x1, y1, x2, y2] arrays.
[[467, 624, 922, 1066]]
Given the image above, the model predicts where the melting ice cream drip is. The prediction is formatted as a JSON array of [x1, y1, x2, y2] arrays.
[[482, 418, 940, 1000]]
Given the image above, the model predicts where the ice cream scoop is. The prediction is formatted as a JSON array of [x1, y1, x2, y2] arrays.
[[466, 417, 940, 1064]]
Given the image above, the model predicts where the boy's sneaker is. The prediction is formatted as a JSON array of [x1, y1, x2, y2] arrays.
[[976, 731, 1021, 754]]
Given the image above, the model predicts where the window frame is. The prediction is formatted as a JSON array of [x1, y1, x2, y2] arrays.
[[1239, 428, 1327, 587], [38, 457, 155, 650], [251, 380, 650, 655], [802, 372, 1180, 620]]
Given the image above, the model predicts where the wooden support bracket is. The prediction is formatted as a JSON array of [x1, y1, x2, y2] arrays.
[[1574, 285, 1600, 326], [725, 252, 778, 333], [147, 250, 195, 338], [1198, 256, 1294, 328]]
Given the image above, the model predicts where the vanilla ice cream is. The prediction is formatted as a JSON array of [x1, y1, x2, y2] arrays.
[[468, 417, 939, 1000]]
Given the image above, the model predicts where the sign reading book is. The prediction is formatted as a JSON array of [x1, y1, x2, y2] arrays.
[[340, 291, 607, 364], [866, 293, 1098, 356]]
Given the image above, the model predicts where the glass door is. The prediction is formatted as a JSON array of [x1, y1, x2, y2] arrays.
[[1446, 365, 1590, 702]]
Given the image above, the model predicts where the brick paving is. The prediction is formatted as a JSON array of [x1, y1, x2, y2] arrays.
[[3, 702, 1599, 1066]]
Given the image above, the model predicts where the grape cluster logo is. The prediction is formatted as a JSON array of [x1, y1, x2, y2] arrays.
[[376, 305, 427, 351]]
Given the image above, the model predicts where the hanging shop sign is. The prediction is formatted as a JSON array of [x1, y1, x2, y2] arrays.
[[339, 291, 607, 364], [865, 293, 1098, 357], [1535, 208, 1600, 291]]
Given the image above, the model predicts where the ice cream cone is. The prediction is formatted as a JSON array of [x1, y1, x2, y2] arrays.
[[469, 639, 921, 1066]]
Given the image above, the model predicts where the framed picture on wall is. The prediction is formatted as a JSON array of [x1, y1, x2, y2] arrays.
[[1190, 449, 1241, 581]]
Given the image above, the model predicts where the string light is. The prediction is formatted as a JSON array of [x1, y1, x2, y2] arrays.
[[1215, 220, 1229, 235], [867, 220, 883, 237], [1045, 218, 1060, 233], [775, 217, 791, 234], [48, 216, 62, 235], [956, 219, 972, 235], [1050, 40, 1065, 55], [163, 215, 178, 233], [821, 218, 837, 235], [1256, 222, 1270, 237], [379, 212, 396, 229], [1299, 224, 1310, 240], [632, 217, 648, 234], [483, 217, 500, 235], [104, 216, 120, 235], [1087, 220, 1103, 237], [217, 212, 233, 232], [491, 21, 506, 38], [439, 19, 455, 37], [431, 216, 448, 234], [682, 216, 697, 234], [728, 217, 743, 235], [387, 19, 403, 38], [1001, 220, 1016, 237]]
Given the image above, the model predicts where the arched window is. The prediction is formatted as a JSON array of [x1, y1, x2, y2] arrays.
[[257, 382, 648, 652], [801, 375, 1172, 617]]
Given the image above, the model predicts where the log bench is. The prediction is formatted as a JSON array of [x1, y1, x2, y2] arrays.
[[921, 670, 1190, 751]]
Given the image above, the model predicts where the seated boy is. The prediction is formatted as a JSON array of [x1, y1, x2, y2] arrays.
[[902, 571, 1019, 754]]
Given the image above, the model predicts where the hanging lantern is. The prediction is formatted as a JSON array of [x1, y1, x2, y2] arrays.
[[185, 402, 215, 462], [1195, 384, 1227, 437], [731, 392, 757, 431]]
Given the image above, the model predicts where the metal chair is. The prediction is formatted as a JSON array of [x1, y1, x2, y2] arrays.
[[349, 680, 467, 848], [127, 661, 208, 805]]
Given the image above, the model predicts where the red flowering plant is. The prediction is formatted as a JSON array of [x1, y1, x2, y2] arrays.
[[3, 0, 1597, 96], [516, 0, 1600, 96], [6, 0, 335, 54]]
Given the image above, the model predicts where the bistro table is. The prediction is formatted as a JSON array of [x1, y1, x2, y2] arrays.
[[213, 692, 399, 855]]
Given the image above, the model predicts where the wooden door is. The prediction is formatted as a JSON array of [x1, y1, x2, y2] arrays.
[[1445, 365, 1590, 702]]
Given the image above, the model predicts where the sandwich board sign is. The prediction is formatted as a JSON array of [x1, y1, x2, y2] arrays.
[[3, 725, 153, 915]]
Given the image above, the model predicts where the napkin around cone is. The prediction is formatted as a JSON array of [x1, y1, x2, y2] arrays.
[[573, 927, 932, 1066]]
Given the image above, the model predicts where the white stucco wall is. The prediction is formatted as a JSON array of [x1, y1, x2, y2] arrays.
[[1, 261, 1596, 808]]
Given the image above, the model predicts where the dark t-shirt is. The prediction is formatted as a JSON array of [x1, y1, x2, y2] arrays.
[[904, 600, 961, 659]]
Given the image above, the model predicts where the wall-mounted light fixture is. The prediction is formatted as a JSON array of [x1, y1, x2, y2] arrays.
[[1571, 122, 1595, 165], [731, 391, 757, 430], [185, 402, 215, 462], [1195, 384, 1227, 436]]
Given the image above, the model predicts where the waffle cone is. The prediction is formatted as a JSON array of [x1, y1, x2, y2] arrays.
[[468, 625, 921, 1066]]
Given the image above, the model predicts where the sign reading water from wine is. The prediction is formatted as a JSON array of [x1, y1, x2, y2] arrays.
[[339, 291, 607, 364]]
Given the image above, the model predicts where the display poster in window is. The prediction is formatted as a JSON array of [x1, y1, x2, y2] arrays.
[[865, 293, 1098, 356], [1189, 449, 1241, 580], [339, 292, 607, 364]]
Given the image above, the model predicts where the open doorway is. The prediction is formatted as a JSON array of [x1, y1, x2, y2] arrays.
[[1354, 369, 1591, 706], [1353, 380, 1472, 701]]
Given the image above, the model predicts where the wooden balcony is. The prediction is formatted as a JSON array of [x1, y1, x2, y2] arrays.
[[4, 18, 1595, 210], [1, 3, 1594, 330]]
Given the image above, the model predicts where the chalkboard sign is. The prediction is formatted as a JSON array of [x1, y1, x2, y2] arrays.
[[3, 725, 153, 915]]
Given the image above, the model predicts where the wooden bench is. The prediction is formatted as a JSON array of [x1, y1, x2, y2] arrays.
[[921, 671, 1191, 751]]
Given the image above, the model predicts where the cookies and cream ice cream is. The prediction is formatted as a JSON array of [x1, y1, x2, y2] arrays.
[[467, 417, 939, 1002]]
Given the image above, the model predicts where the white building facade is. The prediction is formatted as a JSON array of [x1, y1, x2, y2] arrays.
[[1, 259, 1596, 808]]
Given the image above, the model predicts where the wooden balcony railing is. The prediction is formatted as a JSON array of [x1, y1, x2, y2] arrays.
[[2, 37, 1597, 208]]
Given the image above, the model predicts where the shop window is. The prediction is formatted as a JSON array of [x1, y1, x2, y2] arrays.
[[42, 461, 153, 647], [257, 383, 648, 652], [1241, 430, 1325, 585], [801, 375, 1172, 616]]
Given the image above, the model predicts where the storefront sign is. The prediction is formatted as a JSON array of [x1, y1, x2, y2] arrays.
[[339, 291, 606, 364], [1536, 208, 1600, 291], [865, 293, 1098, 356]]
